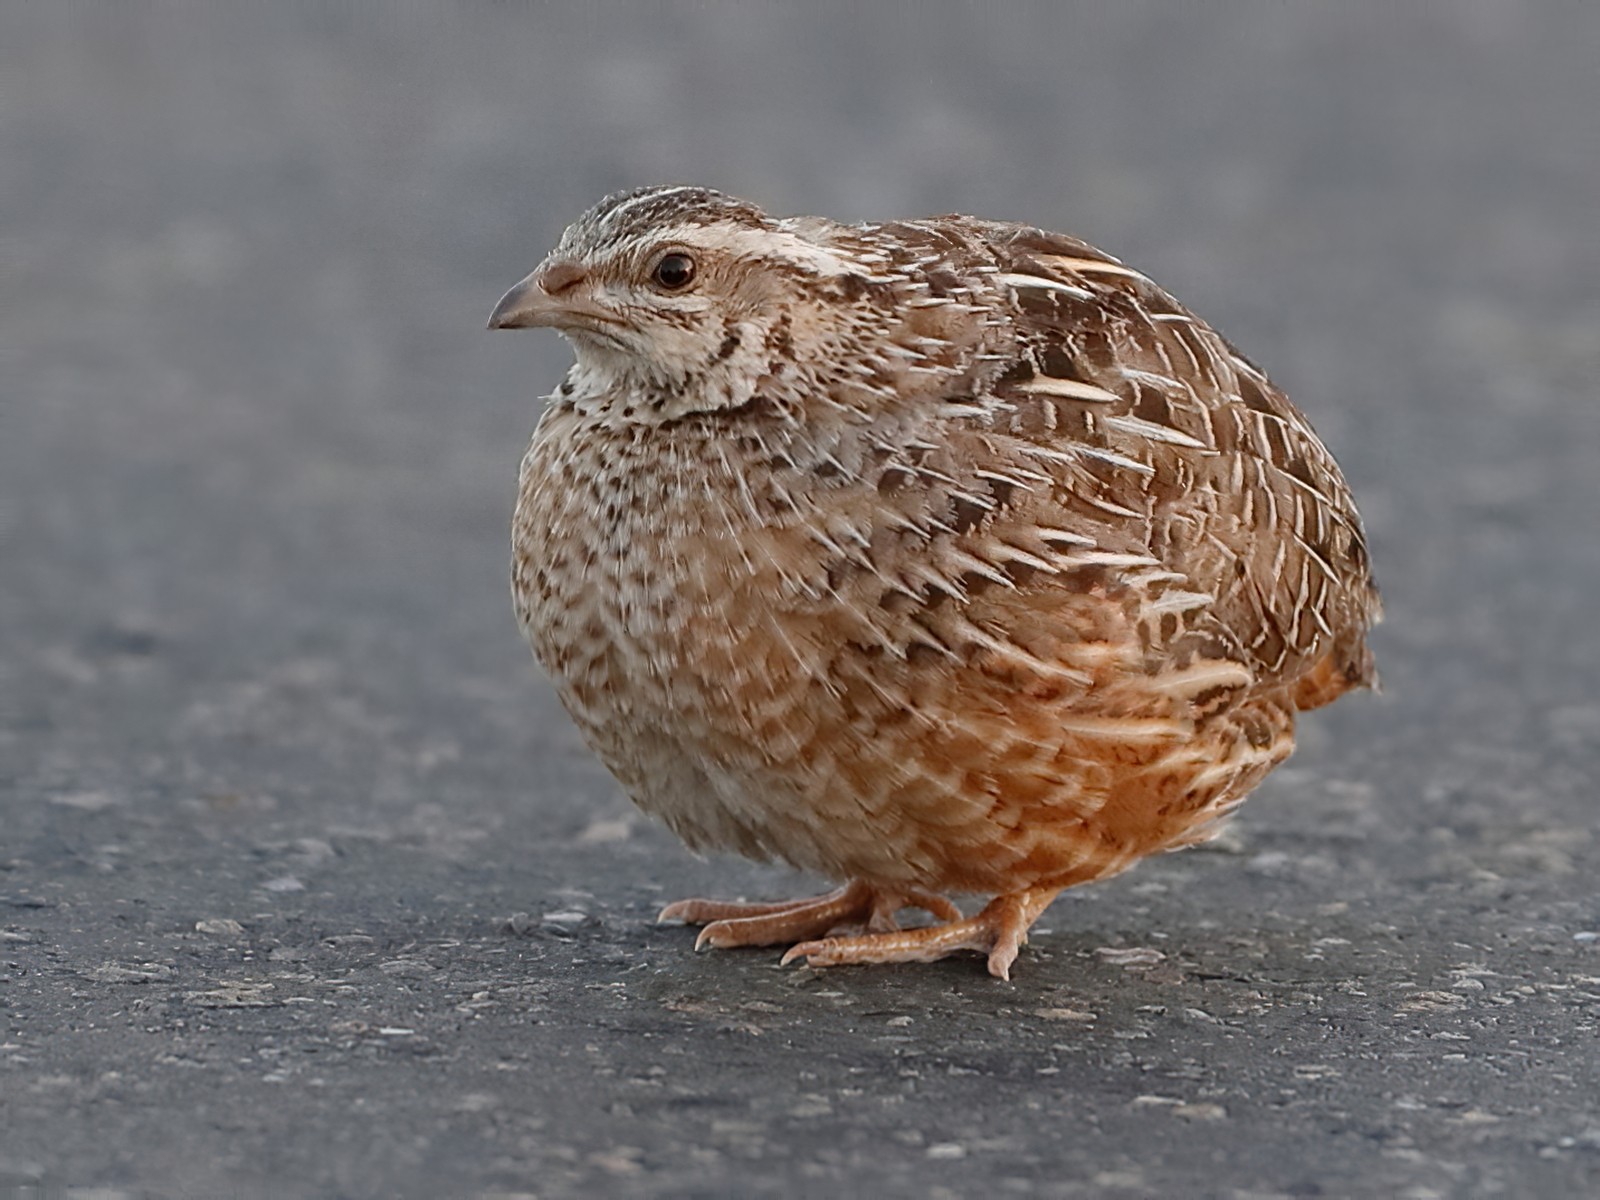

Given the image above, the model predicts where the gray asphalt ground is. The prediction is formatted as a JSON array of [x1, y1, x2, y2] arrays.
[[3, 5, 1598, 1198]]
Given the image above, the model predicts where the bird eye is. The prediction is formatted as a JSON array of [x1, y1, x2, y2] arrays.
[[651, 252, 696, 290]]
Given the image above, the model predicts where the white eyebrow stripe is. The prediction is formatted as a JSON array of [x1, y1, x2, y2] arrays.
[[598, 186, 705, 231], [653, 221, 873, 279]]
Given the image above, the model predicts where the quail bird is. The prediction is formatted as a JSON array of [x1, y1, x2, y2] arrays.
[[489, 185, 1379, 979]]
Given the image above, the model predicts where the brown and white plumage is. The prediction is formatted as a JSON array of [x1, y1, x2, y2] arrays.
[[490, 185, 1379, 978]]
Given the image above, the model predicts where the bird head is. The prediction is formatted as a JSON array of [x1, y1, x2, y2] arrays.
[[489, 185, 911, 418]]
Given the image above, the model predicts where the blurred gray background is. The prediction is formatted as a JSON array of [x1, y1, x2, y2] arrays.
[[2, 4, 1597, 1198]]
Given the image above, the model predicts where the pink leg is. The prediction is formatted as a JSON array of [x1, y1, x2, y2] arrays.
[[781, 888, 1063, 980], [659, 880, 962, 951]]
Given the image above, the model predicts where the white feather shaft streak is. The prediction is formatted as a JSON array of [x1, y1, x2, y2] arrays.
[[950, 620, 1094, 686], [1035, 527, 1096, 547], [1102, 414, 1208, 449], [1056, 550, 1165, 569], [1014, 376, 1121, 403], [1151, 660, 1255, 698], [990, 542, 1060, 573], [1144, 589, 1215, 614], [1034, 253, 1147, 281], [1056, 715, 1188, 743], [973, 466, 1048, 489], [994, 273, 1093, 299], [1075, 445, 1156, 475]]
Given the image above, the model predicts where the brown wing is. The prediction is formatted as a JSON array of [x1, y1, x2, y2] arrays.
[[980, 223, 1380, 702]]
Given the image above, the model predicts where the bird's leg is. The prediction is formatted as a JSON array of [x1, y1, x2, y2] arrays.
[[659, 880, 961, 951], [781, 887, 1063, 981]]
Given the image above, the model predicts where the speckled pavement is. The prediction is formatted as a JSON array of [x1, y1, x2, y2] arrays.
[[3, 6, 1597, 1197]]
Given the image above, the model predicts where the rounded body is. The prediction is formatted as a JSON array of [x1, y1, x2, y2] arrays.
[[511, 208, 1377, 897]]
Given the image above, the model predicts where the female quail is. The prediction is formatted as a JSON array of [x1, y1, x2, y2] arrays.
[[489, 185, 1380, 979]]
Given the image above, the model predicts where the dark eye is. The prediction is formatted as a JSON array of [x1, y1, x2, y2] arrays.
[[651, 252, 696, 290]]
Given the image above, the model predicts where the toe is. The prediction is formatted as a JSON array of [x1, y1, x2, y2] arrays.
[[695, 921, 733, 950], [780, 939, 827, 967], [657, 899, 699, 924], [906, 889, 963, 923], [696, 916, 782, 950], [985, 938, 1020, 981], [660, 896, 802, 924]]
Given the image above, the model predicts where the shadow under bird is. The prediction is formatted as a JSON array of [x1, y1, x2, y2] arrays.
[[488, 185, 1379, 979]]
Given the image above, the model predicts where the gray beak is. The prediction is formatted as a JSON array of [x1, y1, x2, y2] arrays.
[[487, 260, 588, 330], [487, 274, 553, 330]]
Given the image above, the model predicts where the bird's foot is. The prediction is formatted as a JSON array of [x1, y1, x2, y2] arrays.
[[781, 888, 1063, 981], [658, 879, 961, 951]]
